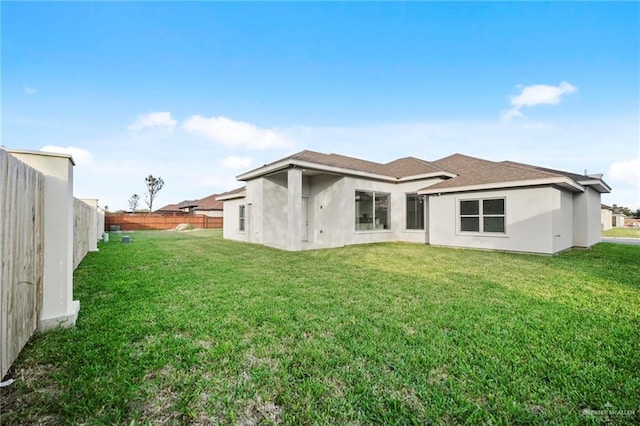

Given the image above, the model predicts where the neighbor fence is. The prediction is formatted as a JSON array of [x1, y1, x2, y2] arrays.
[[1, 148, 104, 378], [105, 214, 223, 231]]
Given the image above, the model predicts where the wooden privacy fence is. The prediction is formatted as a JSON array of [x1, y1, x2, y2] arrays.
[[105, 214, 223, 231], [0, 149, 45, 379], [73, 198, 93, 270]]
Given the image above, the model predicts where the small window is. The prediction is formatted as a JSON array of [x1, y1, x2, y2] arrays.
[[239, 205, 245, 232], [459, 198, 505, 233]]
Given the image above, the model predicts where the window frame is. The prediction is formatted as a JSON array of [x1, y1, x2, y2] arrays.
[[238, 204, 246, 232], [355, 190, 391, 232], [405, 193, 425, 231], [457, 197, 506, 235]]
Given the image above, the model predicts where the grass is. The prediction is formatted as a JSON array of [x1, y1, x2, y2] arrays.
[[2, 230, 639, 424], [602, 227, 640, 238]]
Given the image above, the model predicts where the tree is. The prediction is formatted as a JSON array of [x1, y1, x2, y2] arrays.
[[144, 175, 164, 213], [128, 194, 140, 212], [611, 204, 633, 217]]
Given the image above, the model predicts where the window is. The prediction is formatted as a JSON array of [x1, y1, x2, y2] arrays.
[[355, 191, 390, 231], [239, 205, 245, 232], [459, 198, 505, 233], [406, 194, 425, 230]]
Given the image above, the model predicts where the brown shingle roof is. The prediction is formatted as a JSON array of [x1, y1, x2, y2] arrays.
[[275, 150, 445, 178], [500, 160, 588, 182], [215, 186, 246, 200], [193, 193, 223, 211], [155, 203, 182, 213], [425, 154, 563, 190]]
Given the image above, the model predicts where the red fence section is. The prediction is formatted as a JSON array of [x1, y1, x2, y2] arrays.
[[105, 214, 223, 231]]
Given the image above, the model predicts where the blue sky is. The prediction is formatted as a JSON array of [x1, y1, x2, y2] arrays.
[[2, 2, 639, 210]]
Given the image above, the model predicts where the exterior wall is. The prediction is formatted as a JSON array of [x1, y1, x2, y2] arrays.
[[258, 175, 287, 249], [429, 187, 558, 254], [222, 170, 602, 255], [222, 198, 247, 242], [573, 187, 602, 248], [194, 210, 223, 218], [601, 209, 613, 231], [222, 172, 444, 251], [7, 150, 80, 331], [552, 189, 574, 253], [613, 215, 626, 227]]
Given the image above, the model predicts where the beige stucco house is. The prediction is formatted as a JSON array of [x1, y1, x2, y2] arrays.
[[601, 204, 613, 231], [218, 150, 610, 254]]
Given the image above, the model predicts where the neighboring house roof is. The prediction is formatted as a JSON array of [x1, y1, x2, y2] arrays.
[[176, 200, 199, 209], [193, 193, 223, 211], [601, 204, 612, 210], [155, 203, 183, 213], [216, 186, 247, 201]]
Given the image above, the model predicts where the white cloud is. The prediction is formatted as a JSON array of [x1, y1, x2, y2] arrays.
[[183, 115, 294, 149], [609, 160, 640, 186], [501, 81, 577, 121], [128, 112, 177, 132], [40, 145, 93, 165], [24, 86, 38, 95], [218, 155, 253, 169]]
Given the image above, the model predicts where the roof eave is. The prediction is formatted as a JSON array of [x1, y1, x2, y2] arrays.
[[237, 159, 399, 182], [577, 179, 612, 193], [397, 171, 457, 182], [216, 190, 247, 201], [418, 177, 585, 195], [237, 159, 456, 183]]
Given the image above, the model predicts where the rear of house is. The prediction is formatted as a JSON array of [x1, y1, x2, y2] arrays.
[[219, 150, 610, 254]]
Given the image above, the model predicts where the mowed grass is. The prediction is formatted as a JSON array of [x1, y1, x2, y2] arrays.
[[603, 227, 640, 238], [2, 230, 639, 424]]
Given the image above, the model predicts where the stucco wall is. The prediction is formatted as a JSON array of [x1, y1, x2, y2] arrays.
[[223, 172, 444, 250], [428, 187, 559, 254], [573, 187, 602, 248], [222, 198, 246, 242], [194, 210, 223, 218], [601, 209, 613, 231], [262, 175, 289, 250], [552, 189, 574, 253]]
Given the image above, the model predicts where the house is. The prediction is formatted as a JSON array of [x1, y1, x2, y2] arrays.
[[156, 194, 223, 217], [601, 204, 613, 231], [612, 213, 626, 228], [218, 150, 610, 254], [192, 193, 224, 217]]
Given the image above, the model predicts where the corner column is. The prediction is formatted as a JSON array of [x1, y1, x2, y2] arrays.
[[287, 167, 302, 251]]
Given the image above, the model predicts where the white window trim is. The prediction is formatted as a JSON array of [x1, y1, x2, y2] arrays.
[[355, 190, 391, 232], [456, 197, 507, 236]]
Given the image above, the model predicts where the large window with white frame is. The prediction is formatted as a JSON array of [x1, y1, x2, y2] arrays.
[[238, 205, 245, 232], [355, 191, 390, 231], [459, 198, 505, 233], [406, 193, 425, 230]]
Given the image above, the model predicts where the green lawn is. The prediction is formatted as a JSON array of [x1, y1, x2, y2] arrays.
[[2, 230, 639, 424], [603, 227, 640, 238]]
